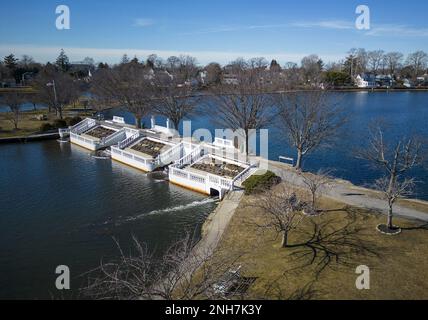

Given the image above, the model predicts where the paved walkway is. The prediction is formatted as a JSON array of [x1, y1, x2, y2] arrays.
[[265, 159, 428, 222], [194, 190, 244, 257]]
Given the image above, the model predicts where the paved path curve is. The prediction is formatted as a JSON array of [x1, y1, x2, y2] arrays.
[[266, 159, 428, 222]]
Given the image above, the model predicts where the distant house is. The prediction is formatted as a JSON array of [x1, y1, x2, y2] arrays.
[[355, 74, 376, 88], [403, 79, 413, 88], [0, 78, 17, 88], [416, 76, 427, 86], [198, 70, 207, 85], [144, 67, 156, 81], [375, 75, 394, 88], [222, 73, 239, 85]]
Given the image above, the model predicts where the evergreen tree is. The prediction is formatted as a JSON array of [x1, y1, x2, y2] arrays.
[[270, 59, 281, 72], [55, 49, 70, 72], [121, 54, 130, 64], [4, 54, 18, 70], [130, 56, 140, 65], [98, 62, 109, 69]]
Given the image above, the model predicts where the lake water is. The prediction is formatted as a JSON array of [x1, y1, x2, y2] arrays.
[[104, 91, 428, 200], [0, 141, 216, 299], [0, 102, 46, 112], [0, 91, 427, 299]]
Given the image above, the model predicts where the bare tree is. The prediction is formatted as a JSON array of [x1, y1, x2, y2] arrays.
[[208, 59, 274, 156], [358, 122, 424, 233], [282, 62, 301, 87], [367, 50, 385, 73], [301, 54, 323, 85], [301, 169, 333, 214], [92, 62, 155, 128], [372, 177, 416, 233], [165, 56, 181, 71], [249, 184, 307, 248], [2, 92, 25, 129], [152, 69, 200, 130], [145, 54, 164, 69], [204, 62, 222, 86], [33, 65, 81, 119], [384, 52, 403, 76], [274, 91, 346, 170], [27, 92, 42, 111], [248, 57, 268, 70], [347, 48, 369, 75], [406, 51, 428, 79], [82, 234, 247, 300], [177, 55, 199, 81]]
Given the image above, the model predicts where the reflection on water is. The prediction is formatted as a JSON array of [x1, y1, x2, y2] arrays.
[[0, 141, 216, 299]]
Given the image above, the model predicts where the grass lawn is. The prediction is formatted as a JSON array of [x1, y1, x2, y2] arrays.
[[213, 185, 428, 300], [0, 110, 53, 138], [0, 108, 92, 138]]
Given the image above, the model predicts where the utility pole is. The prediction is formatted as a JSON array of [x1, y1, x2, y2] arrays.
[[47, 80, 59, 117], [52, 80, 58, 106]]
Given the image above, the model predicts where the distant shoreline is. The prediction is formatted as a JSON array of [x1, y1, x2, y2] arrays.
[[2, 86, 428, 96], [327, 87, 428, 93]]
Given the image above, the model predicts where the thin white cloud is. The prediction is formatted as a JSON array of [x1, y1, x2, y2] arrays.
[[290, 20, 428, 38], [290, 20, 354, 30], [180, 20, 357, 36], [0, 43, 344, 65], [365, 24, 428, 37], [133, 18, 154, 27], [180, 24, 290, 35]]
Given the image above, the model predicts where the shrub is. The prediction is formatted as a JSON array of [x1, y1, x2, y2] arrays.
[[40, 123, 55, 132], [68, 116, 82, 126], [242, 170, 281, 195], [53, 119, 68, 128]]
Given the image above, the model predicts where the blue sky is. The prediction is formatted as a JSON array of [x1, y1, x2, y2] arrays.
[[1, 0, 428, 65]]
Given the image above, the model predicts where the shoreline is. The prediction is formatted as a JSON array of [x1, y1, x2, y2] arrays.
[[0, 131, 59, 143], [195, 190, 244, 258]]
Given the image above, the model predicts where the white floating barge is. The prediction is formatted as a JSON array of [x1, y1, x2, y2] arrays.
[[169, 149, 257, 199], [63, 116, 258, 199], [69, 117, 128, 151]]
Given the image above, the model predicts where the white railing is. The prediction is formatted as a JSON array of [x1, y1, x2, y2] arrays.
[[232, 165, 258, 188], [118, 130, 141, 149], [70, 132, 97, 147], [169, 165, 233, 192], [71, 118, 97, 134], [113, 116, 125, 124], [213, 137, 234, 148], [170, 167, 207, 185], [58, 128, 70, 137], [157, 142, 184, 165], [101, 129, 126, 147], [111, 146, 154, 167], [173, 145, 204, 168], [207, 174, 233, 189]]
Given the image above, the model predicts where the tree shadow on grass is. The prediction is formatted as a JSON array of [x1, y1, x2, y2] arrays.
[[261, 273, 319, 300], [284, 208, 383, 280], [401, 222, 428, 231]]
